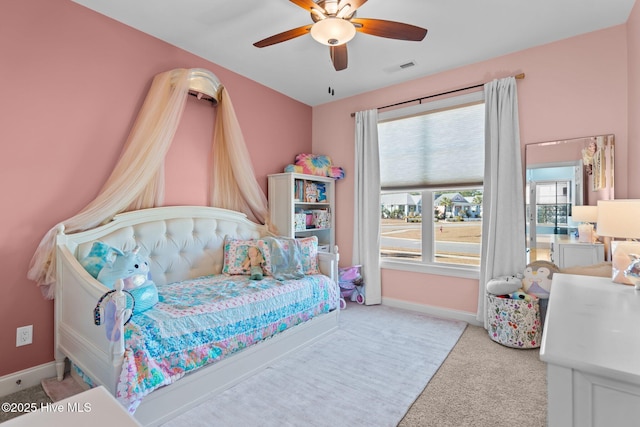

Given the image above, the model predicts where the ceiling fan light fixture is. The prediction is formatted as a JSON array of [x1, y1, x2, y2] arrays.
[[336, 5, 352, 19], [310, 17, 356, 46]]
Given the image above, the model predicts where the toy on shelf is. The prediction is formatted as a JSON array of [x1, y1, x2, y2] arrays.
[[284, 153, 345, 180]]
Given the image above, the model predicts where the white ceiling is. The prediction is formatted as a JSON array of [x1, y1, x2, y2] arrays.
[[72, 0, 635, 106]]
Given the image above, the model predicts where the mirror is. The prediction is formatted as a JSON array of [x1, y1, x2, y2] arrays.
[[525, 134, 614, 262]]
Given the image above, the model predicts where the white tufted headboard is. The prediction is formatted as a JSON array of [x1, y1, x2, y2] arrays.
[[60, 206, 267, 286]]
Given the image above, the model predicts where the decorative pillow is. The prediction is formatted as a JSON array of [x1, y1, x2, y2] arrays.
[[222, 236, 271, 276], [262, 236, 304, 281], [80, 241, 120, 278], [296, 236, 320, 274]]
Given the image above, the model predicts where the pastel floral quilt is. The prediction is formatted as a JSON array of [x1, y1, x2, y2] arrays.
[[116, 273, 339, 412]]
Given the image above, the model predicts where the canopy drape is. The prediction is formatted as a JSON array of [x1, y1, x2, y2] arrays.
[[210, 89, 269, 225], [28, 68, 269, 299]]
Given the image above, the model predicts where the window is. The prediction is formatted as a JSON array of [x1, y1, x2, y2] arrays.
[[378, 92, 484, 277], [526, 180, 571, 234]]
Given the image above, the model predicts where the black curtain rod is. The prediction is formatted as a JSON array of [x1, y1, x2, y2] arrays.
[[350, 73, 525, 117]]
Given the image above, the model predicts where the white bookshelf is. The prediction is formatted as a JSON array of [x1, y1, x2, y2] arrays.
[[268, 172, 336, 253]]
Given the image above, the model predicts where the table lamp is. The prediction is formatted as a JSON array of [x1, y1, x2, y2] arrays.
[[597, 200, 640, 240], [572, 205, 598, 243]]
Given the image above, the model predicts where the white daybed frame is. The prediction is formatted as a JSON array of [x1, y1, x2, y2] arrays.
[[54, 206, 340, 426]]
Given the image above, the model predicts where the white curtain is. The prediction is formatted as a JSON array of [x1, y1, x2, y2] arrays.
[[477, 77, 527, 326], [28, 68, 269, 299], [353, 109, 381, 305]]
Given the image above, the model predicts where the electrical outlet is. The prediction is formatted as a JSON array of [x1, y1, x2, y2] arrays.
[[16, 325, 33, 347]]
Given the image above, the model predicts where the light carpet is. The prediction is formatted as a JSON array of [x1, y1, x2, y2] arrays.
[[161, 303, 467, 427]]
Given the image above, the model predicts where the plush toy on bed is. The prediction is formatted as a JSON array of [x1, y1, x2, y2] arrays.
[[284, 153, 345, 180], [243, 246, 265, 280], [97, 246, 159, 313]]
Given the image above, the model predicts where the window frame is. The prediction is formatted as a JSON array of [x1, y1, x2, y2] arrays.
[[378, 91, 484, 280]]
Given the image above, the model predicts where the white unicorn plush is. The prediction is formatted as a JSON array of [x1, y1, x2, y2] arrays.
[[624, 254, 640, 290]]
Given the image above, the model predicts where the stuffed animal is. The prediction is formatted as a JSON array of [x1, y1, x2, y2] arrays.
[[624, 254, 640, 290], [284, 153, 345, 180], [486, 275, 523, 295], [509, 290, 537, 302], [521, 260, 559, 299], [97, 246, 158, 313], [243, 246, 265, 280]]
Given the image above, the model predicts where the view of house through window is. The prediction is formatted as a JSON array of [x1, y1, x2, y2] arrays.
[[381, 189, 483, 266], [378, 92, 485, 269]]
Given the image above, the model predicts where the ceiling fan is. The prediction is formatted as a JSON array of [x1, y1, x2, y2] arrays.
[[253, 0, 428, 71]]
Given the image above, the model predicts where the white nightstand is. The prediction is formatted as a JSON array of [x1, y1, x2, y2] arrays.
[[550, 238, 604, 269], [3, 386, 141, 427]]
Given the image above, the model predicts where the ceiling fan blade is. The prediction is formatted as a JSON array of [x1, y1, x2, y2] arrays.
[[253, 24, 314, 48], [330, 44, 348, 71], [337, 0, 367, 17], [289, 0, 327, 15], [351, 18, 427, 41]]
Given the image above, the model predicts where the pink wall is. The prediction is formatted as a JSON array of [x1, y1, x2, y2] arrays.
[[629, 1, 640, 198], [313, 24, 632, 314], [0, 0, 311, 377]]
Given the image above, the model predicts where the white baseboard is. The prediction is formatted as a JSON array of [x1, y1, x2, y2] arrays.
[[0, 362, 57, 397], [382, 297, 483, 327]]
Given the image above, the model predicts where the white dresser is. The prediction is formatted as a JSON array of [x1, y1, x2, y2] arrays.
[[549, 239, 604, 269], [540, 274, 640, 427]]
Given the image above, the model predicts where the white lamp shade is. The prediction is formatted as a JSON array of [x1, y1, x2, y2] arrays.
[[310, 18, 356, 46], [572, 205, 598, 223], [596, 199, 640, 239]]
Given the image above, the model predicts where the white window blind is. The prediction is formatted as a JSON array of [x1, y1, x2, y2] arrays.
[[378, 93, 485, 191]]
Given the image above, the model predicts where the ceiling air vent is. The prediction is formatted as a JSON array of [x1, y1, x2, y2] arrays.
[[399, 61, 416, 69]]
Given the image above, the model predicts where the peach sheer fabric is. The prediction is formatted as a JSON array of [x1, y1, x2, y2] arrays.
[[211, 89, 269, 225], [28, 68, 269, 299]]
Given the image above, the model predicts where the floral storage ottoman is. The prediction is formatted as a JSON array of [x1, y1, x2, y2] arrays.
[[487, 294, 541, 349]]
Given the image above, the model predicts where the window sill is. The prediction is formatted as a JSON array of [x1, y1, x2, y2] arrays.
[[380, 259, 480, 280]]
